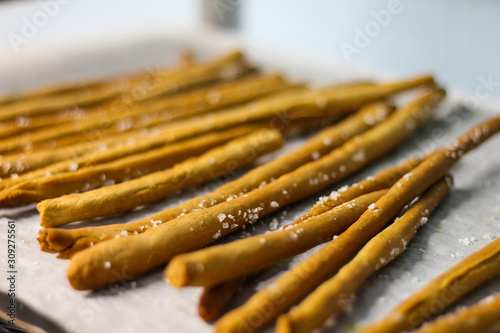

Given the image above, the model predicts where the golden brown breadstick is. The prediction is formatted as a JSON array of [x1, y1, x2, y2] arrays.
[[0, 50, 250, 122], [0, 66, 151, 106], [0, 74, 431, 174], [412, 294, 500, 333], [0, 81, 128, 122], [0, 126, 258, 205], [213, 114, 500, 333], [38, 129, 284, 227], [360, 237, 500, 333], [65, 88, 443, 291], [0, 73, 292, 154], [34, 74, 296, 150], [167, 189, 388, 287], [199, 277, 247, 322], [125, 50, 252, 104], [276, 176, 451, 333], [38, 101, 393, 257], [296, 156, 423, 223]]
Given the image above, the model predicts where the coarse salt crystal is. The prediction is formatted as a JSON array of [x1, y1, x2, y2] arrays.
[[419, 217, 428, 226], [103, 261, 111, 269], [270, 201, 279, 208], [482, 233, 496, 240], [218, 213, 226, 222], [213, 230, 221, 239], [368, 203, 376, 210], [270, 218, 279, 231]]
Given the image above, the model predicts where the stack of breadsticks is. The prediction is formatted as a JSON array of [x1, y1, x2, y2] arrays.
[[1, 50, 433, 224], [39, 82, 443, 292], [165, 114, 500, 333], [7, 48, 499, 332]]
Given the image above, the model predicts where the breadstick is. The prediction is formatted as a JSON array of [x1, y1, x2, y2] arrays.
[[412, 294, 500, 333], [65, 88, 443, 291], [0, 66, 152, 106], [39, 129, 284, 227], [0, 126, 259, 205], [0, 73, 292, 154], [0, 81, 128, 122], [167, 189, 388, 287], [1, 74, 431, 174], [0, 50, 250, 122], [296, 156, 423, 223], [360, 238, 500, 333], [125, 50, 252, 104], [199, 277, 247, 322], [276, 176, 451, 333], [213, 113, 500, 333], [38, 101, 393, 257], [194, 156, 423, 320]]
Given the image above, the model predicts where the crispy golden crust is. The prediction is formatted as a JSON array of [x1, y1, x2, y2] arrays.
[[412, 294, 500, 333], [360, 237, 500, 333], [38, 101, 392, 258], [37, 129, 284, 227], [276, 177, 451, 333], [65, 88, 443, 291]]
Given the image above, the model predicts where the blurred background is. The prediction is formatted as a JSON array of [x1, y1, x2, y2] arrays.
[[1, 0, 499, 100]]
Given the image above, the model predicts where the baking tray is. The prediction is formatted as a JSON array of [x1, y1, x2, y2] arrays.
[[0, 29, 499, 333]]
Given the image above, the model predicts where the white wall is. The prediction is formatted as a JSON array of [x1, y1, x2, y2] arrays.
[[240, 0, 500, 100], [0, 0, 200, 52]]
